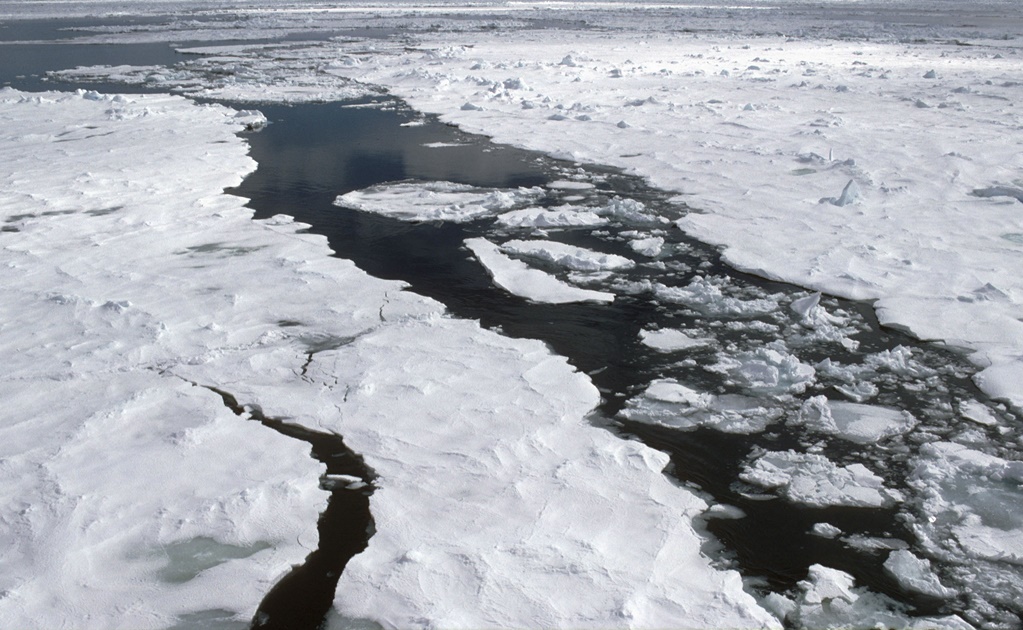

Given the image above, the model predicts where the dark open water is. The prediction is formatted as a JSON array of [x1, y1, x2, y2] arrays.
[[2, 16, 1015, 629]]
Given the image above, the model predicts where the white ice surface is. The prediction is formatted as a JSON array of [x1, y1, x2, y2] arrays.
[[500, 238, 634, 272], [308, 7, 1023, 410], [495, 205, 606, 229], [466, 237, 615, 303], [741, 450, 903, 508], [0, 87, 780, 629], [639, 327, 714, 352], [0, 89, 325, 627], [793, 395, 918, 444], [336, 181, 543, 223]]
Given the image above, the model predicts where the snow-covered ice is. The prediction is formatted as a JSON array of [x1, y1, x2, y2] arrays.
[[620, 379, 782, 434], [639, 327, 714, 352], [7, 0, 1023, 626], [466, 237, 616, 303], [500, 238, 634, 272], [336, 180, 543, 223], [741, 450, 903, 508]]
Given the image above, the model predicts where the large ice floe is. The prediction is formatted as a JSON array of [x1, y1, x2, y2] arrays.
[[0, 88, 779, 628]]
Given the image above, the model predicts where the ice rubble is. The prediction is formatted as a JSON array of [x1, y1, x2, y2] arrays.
[[0, 88, 779, 628], [466, 237, 615, 303], [500, 239, 635, 272]]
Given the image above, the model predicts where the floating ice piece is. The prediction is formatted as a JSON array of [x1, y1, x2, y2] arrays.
[[620, 379, 781, 434], [335, 181, 543, 223], [971, 185, 1023, 204], [883, 550, 956, 599], [910, 442, 1023, 570], [793, 396, 917, 444], [629, 235, 664, 257], [501, 239, 634, 272], [741, 450, 902, 508], [709, 344, 816, 396], [787, 565, 969, 629], [639, 328, 714, 352], [924, 70, 938, 79], [789, 292, 821, 319], [654, 276, 779, 317], [547, 179, 595, 190], [495, 205, 606, 228], [959, 400, 999, 426], [466, 237, 614, 303], [593, 197, 667, 225], [811, 523, 843, 539]]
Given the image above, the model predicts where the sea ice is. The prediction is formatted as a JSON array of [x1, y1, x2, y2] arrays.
[[708, 344, 816, 397], [500, 239, 634, 272], [793, 396, 918, 444], [466, 237, 615, 303], [620, 379, 781, 434], [741, 450, 903, 508], [336, 181, 544, 223], [654, 276, 779, 317], [495, 205, 606, 228], [0, 87, 779, 629], [638, 328, 714, 352]]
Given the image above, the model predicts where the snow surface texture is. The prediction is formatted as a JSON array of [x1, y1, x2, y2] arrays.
[[0, 89, 779, 629], [0, 89, 325, 627]]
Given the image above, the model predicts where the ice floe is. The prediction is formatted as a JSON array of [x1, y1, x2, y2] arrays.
[[793, 395, 918, 444], [500, 239, 634, 272], [466, 237, 615, 304], [741, 450, 903, 508], [336, 181, 544, 223], [0, 87, 778, 629], [620, 379, 782, 434]]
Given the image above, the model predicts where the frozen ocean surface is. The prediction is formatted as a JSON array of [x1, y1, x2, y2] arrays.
[[3, 1, 1023, 629]]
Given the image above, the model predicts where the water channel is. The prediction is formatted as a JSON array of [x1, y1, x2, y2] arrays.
[[2, 17, 1019, 629]]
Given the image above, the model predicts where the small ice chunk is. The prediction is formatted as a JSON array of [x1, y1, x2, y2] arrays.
[[547, 180, 595, 190], [336, 181, 543, 223], [924, 70, 938, 79], [654, 276, 779, 317], [496, 206, 606, 228], [811, 523, 843, 539], [465, 237, 614, 304], [741, 450, 902, 508], [638, 328, 713, 352], [710, 345, 816, 396], [821, 179, 863, 207], [629, 236, 664, 257], [793, 396, 917, 444], [705, 504, 746, 520], [620, 379, 779, 434], [883, 550, 956, 599], [789, 292, 821, 319]]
